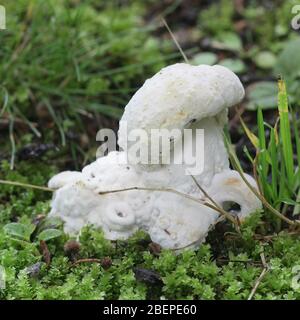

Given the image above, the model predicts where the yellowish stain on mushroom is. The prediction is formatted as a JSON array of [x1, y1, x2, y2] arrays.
[[161, 111, 188, 127], [224, 178, 242, 186]]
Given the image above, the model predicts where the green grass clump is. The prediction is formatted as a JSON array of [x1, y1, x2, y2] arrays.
[[241, 80, 300, 225], [0, 0, 170, 152]]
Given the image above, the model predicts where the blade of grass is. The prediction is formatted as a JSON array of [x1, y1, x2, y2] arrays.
[[292, 110, 300, 215], [9, 114, 16, 171], [269, 128, 278, 201], [44, 99, 66, 146], [0, 86, 9, 117], [257, 108, 268, 182], [278, 79, 294, 186], [291, 110, 300, 168], [239, 116, 259, 149], [256, 108, 273, 201], [14, 106, 42, 138], [86, 103, 124, 119]]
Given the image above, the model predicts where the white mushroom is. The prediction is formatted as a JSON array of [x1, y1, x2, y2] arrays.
[[48, 63, 262, 250]]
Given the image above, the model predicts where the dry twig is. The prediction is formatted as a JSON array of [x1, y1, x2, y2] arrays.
[[72, 258, 102, 266], [248, 248, 269, 300]]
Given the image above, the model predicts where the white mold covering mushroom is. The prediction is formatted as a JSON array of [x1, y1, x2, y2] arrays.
[[48, 63, 262, 250]]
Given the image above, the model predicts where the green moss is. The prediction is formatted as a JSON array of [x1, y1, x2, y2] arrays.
[[0, 0, 171, 165]]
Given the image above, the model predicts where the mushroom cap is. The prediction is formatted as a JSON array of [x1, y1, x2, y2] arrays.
[[118, 63, 245, 150]]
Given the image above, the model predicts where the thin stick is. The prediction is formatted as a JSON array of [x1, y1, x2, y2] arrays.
[[248, 251, 268, 300], [248, 268, 268, 300], [0, 178, 234, 223], [72, 258, 102, 266], [0, 179, 54, 192], [190, 175, 218, 206], [0, 175, 241, 250], [161, 18, 189, 64], [99, 186, 237, 225], [190, 174, 239, 226], [99, 186, 200, 203]]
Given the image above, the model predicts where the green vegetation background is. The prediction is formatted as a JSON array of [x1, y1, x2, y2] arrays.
[[1, 0, 300, 300]]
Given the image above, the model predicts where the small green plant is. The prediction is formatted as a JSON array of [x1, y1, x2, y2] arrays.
[[241, 80, 300, 220]]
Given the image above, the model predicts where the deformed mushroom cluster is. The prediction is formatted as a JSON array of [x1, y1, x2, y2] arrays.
[[48, 63, 261, 250]]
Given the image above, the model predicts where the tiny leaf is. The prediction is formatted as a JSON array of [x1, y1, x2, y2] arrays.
[[192, 52, 218, 66], [246, 82, 278, 110], [253, 51, 277, 69], [38, 229, 62, 242], [4, 223, 36, 242], [219, 58, 246, 73]]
